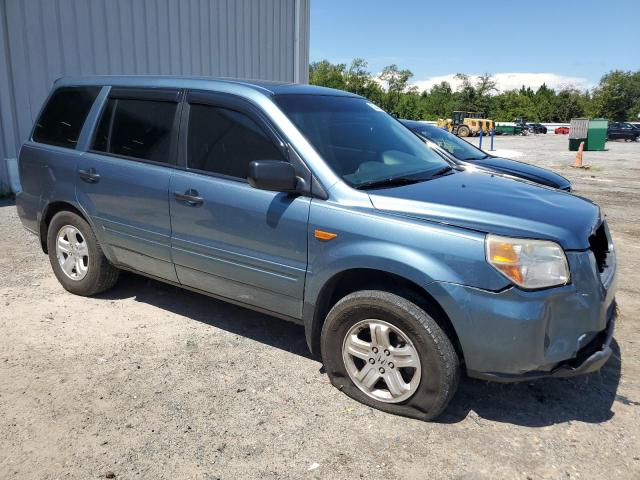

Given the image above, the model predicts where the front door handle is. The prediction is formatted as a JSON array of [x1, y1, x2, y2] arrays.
[[78, 168, 100, 183], [174, 189, 204, 207]]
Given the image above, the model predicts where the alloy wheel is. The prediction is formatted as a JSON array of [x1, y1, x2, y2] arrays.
[[55, 225, 89, 281], [342, 319, 422, 403]]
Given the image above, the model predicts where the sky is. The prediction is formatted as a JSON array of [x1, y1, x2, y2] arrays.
[[310, 0, 640, 93]]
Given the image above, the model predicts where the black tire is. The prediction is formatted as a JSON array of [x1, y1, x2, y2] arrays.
[[47, 211, 119, 296], [457, 125, 470, 137], [321, 290, 460, 421]]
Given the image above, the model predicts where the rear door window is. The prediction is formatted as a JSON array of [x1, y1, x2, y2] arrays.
[[92, 96, 178, 164], [187, 104, 285, 179], [32, 87, 100, 148]]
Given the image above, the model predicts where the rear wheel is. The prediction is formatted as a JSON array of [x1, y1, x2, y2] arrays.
[[47, 211, 119, 296], [321, 290, 460, 421], [457, 125, 470, 137]]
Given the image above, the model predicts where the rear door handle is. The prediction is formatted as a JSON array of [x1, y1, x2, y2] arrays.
[[174, 189, 204, 207], [78, 168, 101, 183]]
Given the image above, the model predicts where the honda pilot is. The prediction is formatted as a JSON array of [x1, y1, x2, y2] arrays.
[[17, 77, 617, 420]]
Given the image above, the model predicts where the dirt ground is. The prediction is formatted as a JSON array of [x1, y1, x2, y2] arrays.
[[1, 134, 639, 480]]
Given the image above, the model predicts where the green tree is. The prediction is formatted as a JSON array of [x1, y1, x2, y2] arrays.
[[420, 81, 454, 119], [344, 58, 369, 95], [395, 92, 424, 120], [533, 83, 556, 122], [379, 64, 413, 114], [453, 73, 477, 111], [308, 59, 640, 123], [492, 89, 536, 121], [591, 70, 640, 121], [345, 58, 385, 104], [554, 89, 587, 122], [309, 60, 346, 90], [451, 73, 496, 115]]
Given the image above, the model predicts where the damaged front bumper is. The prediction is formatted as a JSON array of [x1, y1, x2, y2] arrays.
[[469, 305, 615, 382], [428, 248, 617, 381]]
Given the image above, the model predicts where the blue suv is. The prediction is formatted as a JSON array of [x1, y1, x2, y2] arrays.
[[17, 77, 617, 420]]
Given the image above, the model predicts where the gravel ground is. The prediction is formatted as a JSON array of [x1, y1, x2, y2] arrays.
[[1, 134, 639, 480]]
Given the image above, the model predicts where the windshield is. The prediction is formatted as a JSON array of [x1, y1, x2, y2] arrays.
[[407, 122, 488, 161], [274, 95, 450, 187]]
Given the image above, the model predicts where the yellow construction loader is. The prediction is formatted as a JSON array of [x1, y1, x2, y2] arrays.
[[437, 111, 495, 137]]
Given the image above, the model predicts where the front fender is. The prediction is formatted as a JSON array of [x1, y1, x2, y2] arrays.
[[306, 241, 467, 304], [302, 201, 510, 354]]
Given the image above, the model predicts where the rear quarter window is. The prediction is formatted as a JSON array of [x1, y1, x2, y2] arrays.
[[32, 87, 100, 148]]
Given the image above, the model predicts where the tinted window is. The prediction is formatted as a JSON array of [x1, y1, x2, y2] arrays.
[[33, 87, 100, 148], [406, 121, 487, 161], [93, 98, 177, 163], [187, 104, 284, 178], [275, 95, 448, 187]]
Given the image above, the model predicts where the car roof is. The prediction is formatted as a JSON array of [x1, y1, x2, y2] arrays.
[[54, 75, 362, 98]]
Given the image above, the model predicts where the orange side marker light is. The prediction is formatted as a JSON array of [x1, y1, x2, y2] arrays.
[[314, 229, 337, 241]]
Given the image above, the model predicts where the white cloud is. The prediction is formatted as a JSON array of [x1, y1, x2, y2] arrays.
[[410, 72, 592, 93]]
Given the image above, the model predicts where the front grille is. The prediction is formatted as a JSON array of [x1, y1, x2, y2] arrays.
[[589, 223, 610, 273]]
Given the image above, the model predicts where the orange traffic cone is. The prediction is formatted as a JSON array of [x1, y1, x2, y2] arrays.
[[571, 141, 589, 169]]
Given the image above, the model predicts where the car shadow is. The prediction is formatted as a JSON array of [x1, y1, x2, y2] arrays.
[[97, 271, 313, 360], [438, 339, 622, 426], [99, 272, 622, 427]]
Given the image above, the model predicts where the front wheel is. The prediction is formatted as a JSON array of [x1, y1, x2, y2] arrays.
[[321, 290, 460, 421], [457, 125, 470, 137], [47, 211, 120, 296]]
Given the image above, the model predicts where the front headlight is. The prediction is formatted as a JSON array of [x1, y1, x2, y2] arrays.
[[486, 234, 570, 289]]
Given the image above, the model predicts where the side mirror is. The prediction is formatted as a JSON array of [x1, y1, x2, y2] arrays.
[[247, 160, 298, 192]]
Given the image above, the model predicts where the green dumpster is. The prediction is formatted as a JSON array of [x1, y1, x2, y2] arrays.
[[585, 118, 608, 151], [569, 138, 584, 151], [569, 118, 608, 151], [569, 118, 588, 151], [495, 124, 524, 135]]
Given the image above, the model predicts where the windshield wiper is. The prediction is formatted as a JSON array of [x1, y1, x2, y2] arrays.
[[429, 165, 454, 177], [355, 166, 454, 190], [354, 176, 427, 190]]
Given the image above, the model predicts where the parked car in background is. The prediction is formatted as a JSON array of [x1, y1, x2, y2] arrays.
[[608, 122, 640, 141], [527, 123, 547, 134], [400, 120, 571, 191], [18, 77, 615, 421], [555, 126, 570, 135]]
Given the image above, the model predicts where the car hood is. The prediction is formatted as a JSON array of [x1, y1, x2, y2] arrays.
[[368, 169, 599, 250], [472, 157, 571, 190]]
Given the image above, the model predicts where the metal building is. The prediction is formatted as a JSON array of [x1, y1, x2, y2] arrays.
[[0, 0, 311, 193]]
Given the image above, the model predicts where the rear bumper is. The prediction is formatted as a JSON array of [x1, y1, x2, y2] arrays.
[[15, 190, 40, 235]]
